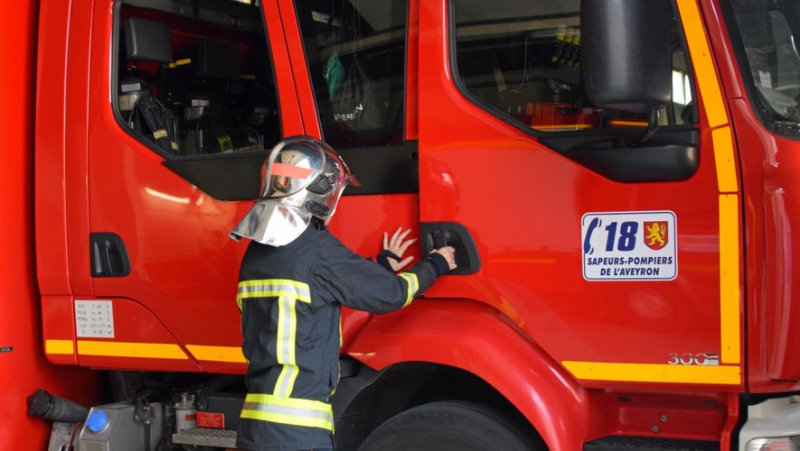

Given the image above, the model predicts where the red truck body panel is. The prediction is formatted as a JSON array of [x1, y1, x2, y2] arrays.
[[1, 1, 99, 449]]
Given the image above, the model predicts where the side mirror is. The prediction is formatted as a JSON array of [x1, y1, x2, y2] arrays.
[[581, 0, 672, 113]]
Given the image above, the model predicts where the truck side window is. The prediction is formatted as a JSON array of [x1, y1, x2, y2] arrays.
[[294, 0, 408, 148], [725, 0, 800, 137], [452, 0, 695, 132], [114, 0, 281, 158]]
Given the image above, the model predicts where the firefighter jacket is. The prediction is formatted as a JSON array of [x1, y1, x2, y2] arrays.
[[235, 225, 449, 451]]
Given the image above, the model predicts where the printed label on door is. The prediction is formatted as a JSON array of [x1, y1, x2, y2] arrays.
[[582, 211, 677, 281], [75, 300, 115, 338]]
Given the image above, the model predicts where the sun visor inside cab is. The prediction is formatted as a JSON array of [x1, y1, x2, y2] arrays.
[[124, 17, 174, 64]]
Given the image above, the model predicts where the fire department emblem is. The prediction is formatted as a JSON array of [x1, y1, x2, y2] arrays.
[[643, 221, 668, 250]]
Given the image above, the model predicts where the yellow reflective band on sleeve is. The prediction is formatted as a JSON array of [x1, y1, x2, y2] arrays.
[[398, 273, 419, 308], [45, 339, 74, 355], [241, 393, 334, 431], [719, 194, 742, 364]]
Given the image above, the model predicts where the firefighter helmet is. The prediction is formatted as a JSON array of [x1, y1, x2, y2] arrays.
[[230, 136, 358, 246]]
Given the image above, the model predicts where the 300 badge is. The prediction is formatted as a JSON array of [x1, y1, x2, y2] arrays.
[[581, 211, 677, 281], [668, 352, 720, 366]]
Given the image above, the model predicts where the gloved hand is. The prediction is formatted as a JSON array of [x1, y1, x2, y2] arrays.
[[432, 246, 457, 272]]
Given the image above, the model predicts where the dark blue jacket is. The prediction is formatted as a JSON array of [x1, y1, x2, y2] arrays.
[[235, 226, 448, 451]]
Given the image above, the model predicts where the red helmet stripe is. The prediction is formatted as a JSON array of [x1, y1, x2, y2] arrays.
[[271, 162, 313, 179]]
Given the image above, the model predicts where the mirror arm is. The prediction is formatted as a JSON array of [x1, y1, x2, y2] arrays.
[[626, 108, 660, 147]]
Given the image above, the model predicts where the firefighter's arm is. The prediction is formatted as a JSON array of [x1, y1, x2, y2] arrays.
[[315, 236, 454, 313]]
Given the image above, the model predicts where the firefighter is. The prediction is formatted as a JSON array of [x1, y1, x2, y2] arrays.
[[229, 136, 456, 451]]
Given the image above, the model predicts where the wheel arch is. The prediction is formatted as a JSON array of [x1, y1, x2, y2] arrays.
[[338, 299, 590, 450]]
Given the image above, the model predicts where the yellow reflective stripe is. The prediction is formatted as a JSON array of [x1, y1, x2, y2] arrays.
[[245, 393, 331, 411], [77, 341, 187, 360], [563, 361, 740, 385], [237, 290, 311, 303], [237, 279, 311, 305], [719, 194, 742, 364], [276, 364, 300, 397], [712, 126, 739, 193], [274, 295, 300, 397], [608, 120, 649, 127], [239, 279, 311, 291], [186, 345, 247, 363], [241, 393, 334, 431], [240, 409, 333, 430], [531, 123, 594, 131], [677, 0, 742, 371], [677, 0, 728, 129], [45, 339, 74, 355], [398, 273, 419, 308]]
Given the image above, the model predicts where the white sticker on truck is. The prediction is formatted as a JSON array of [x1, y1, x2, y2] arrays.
[[75, 300, 115, 338], [581, 211, 677, 281]]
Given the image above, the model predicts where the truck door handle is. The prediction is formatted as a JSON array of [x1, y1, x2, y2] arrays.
[[90, 233, 131, 277], [420, 222, 481, 275]]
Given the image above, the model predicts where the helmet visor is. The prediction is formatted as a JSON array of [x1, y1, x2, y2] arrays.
[[261, 138, 324, 199]]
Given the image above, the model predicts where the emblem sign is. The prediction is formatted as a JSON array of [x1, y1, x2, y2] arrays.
[[643, 221, 668, 250], [581, 211, 678, 281]]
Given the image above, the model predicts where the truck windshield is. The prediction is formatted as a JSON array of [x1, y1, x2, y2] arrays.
[[727, 0, 800, 138]]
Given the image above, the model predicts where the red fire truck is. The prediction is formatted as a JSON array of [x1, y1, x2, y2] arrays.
[[3, 0, 800, 449]]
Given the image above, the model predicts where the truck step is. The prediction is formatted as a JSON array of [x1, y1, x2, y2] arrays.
[[172, 428, 237, 448], [584, 436, 718, 451]]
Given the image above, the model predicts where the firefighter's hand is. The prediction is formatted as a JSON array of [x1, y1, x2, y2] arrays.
[[433, 246, 457, 271], [383, 227, 417, 272]]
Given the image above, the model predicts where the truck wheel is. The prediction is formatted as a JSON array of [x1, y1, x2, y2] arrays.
[[357, 401, 543, 451]]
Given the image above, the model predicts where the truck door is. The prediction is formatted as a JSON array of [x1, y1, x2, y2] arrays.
[[80, 0, 300, 372], [284, 0, 419, 348], [415, 0, 743, 386]]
